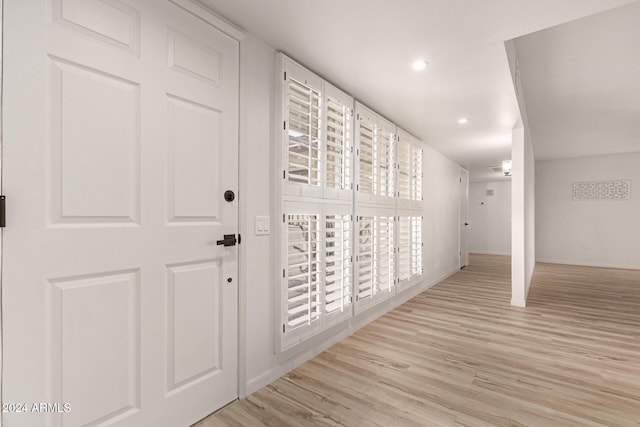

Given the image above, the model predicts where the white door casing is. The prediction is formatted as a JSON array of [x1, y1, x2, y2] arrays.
[[2, 0, 239, 426]]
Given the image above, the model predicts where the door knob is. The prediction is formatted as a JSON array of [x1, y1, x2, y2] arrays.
[[216, 234, 237, 247]]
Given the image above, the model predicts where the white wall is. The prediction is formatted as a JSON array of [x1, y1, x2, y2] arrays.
[[525, 131, 535, 297], [238, 35, 463, 396], [238, 34, 277, 397], [536, 152, 640, 269], [505, 40, 536, 307], [424, 146, 465, 282], [511, 127, 535, 307], [469, 181, 511, 255]]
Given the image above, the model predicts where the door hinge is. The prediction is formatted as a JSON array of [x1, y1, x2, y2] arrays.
[[238, 234, 242, 244], [284, 71, 287, 81], [283, 170, 286, 179], [284, 121, 287, 130], [283, 269, 286, 278], [0, 196, 5, 227], [282, 324, 286, 333]]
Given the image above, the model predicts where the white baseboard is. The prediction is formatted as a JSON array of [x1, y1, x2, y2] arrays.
[[244, 267, 460, 397], [536, 258, 640, 271], [470, 250, 511, 256]]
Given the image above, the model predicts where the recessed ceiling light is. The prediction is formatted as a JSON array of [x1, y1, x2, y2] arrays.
[[458, 118, 469, 124], [412, 60, 427, 71]]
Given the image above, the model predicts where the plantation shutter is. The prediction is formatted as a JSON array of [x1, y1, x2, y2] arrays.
[[283, 59, 323, 198], [355, 209, 396, 313], [411, 216, 423, 277], [397, 138, 411, 200], [411, 146, 423, 202], [356, 215, 375, 303], [356, 103, 396, 206], [375, 215, 395, 294], [397, 129, 423, 209], [324, 207, 353, 326], [324, 84, 353, 200], [397, 216, 411, 284], [376, 121, 395, 201], [277, 55, 426, 351], [397, 213, 423, 291], [282, 208, 323, 346], [357, 110, 375, 198]]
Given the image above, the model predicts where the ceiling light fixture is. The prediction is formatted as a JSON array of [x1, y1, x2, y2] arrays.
[[458, 118, 469, 124], [502, 160, 512, 177], [412, 60, 427, 71]]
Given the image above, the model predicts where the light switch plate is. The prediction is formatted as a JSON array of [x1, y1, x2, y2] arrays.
[[255, 216, 270, 235]]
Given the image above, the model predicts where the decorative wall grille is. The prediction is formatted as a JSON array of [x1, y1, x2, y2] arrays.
[[572, 180, 630, 201]]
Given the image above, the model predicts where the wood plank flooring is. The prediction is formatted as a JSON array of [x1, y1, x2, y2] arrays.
[[198, 254, 640, 426]]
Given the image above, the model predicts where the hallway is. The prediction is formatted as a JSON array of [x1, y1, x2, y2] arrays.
[[200, 255, 640, 426]]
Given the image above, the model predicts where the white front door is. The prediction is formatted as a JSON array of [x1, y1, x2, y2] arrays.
[[2, 1, 239, 426], [459, 168, 469, 268]]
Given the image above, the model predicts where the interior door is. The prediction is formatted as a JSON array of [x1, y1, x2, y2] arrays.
[[459, 168, 469, 268], [2, 1, 239, 426]]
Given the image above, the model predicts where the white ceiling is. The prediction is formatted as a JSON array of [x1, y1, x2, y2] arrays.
[[199, 0, 637, 181], [513, 1, 640, 161]]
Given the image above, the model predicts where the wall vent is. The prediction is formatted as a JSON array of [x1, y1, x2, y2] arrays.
[[573, 180, 631, 201]]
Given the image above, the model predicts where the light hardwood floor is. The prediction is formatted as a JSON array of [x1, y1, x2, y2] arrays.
[[198, 254, 640, 426]]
